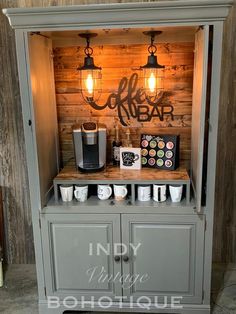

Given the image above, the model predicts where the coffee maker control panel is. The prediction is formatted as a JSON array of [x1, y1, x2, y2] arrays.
[[82, 122, 97, 132]]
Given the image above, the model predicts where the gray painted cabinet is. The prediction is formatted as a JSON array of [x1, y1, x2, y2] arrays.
[[122, 214, 205, 304], [3, 1, 233, 313], [41, 212, 205, 304], [41, 214, 122, 299]]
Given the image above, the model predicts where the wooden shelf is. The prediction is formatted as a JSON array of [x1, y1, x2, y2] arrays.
[[55, 164, 190, 182], [53, 163, 191, 204]]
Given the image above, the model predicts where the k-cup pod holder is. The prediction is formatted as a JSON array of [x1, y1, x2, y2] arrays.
[[140, 134, 179, 170]]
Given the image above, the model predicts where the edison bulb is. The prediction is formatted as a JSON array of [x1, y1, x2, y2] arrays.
[[148, 72, 156, 93], [86, 74, 94, 94], [80, 68, 102, 102]]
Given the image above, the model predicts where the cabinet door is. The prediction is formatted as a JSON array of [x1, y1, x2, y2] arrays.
[[41, 213, 122, 300], [191, 26, 209, 211], [121, 214, 205, 304], [28, 35, 59, 207]]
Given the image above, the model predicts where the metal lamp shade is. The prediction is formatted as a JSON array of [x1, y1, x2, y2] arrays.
[[141, 54, 165, 101], [78, 50, 102, 103], [80, 68, 102, 103], [142, 67, 164, 100]]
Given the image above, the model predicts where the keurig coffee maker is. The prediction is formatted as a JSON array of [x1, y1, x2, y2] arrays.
[[73, 122, 106, 172]]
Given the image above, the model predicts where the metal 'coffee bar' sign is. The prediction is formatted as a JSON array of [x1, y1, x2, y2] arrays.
[[88, 73, 174, 126]]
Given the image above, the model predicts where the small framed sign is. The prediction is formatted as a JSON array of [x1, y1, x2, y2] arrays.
[[120, 147, 141, 170]]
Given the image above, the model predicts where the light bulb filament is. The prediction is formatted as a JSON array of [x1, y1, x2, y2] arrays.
[[148, 72, 156, 93], [86, 74, 94, 94]]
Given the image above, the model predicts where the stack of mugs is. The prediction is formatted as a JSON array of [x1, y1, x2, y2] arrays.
[[137, 184, 183, 203], [97, 184, 128, 201], [60, 184, 88, 202], [59, 184, 129, 202], [59, 183, 183, 203]]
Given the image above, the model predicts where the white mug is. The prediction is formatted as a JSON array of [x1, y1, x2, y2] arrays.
[[169, 184, 183, 203], [97, 184, 112, 200], [114, 184, 128, 201], [60, 184, 73, 202], [74, 185, 88, 202], [153, 184, 167, 202], [137, 185, 151, 202]]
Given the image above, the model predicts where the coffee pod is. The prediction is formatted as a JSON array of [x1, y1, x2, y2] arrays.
[[157, 150, 165, 158], [158, 141, 165, 149], [150, 140, 157, 148], [166, 141, 174, 149], [156, 159, 164, 167]]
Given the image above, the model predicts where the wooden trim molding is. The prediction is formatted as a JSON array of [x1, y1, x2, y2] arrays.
[[2, 0, 233, 30]]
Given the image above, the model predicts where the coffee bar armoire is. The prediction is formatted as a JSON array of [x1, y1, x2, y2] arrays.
[[3, 1, 232, 313]]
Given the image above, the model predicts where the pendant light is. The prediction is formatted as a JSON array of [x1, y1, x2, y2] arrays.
[[78, 33, 102, 103], [140, 31, 165, 101]]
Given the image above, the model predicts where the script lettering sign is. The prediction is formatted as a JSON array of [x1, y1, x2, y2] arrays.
[[88, 73, 174, 126]]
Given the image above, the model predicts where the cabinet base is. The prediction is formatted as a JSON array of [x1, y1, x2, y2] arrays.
[[39, 301, 210, 314]]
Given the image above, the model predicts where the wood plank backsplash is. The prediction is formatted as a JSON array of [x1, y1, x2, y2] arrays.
[[53, 42, 194, 167]]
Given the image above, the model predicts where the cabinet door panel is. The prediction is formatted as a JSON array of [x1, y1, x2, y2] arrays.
[[28, 35, 59, 207], [122, 214, 205, 304], [191, 25, 209, 211], [42, 214, 122, 299]]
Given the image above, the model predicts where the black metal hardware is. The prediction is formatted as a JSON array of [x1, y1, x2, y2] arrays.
[[77, 33, 101, 71], [114, 256, 121, 262], [30, 32, 50, 39], [123, 255, 129, 262], [141, 31, 165, 70], [28, 120, 32, 126]]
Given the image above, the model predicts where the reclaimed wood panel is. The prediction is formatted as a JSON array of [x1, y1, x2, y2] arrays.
[[0, 0, 34, 263], [54, 43, 194, 168], [0, 188, 4, 259], [213, 0, 236, 263]]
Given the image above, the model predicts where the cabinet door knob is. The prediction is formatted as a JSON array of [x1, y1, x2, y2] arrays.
[[123, 255, 129, 262], [114, 256, 121, 262]]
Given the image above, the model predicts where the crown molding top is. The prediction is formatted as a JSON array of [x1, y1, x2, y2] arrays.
[[2, 0, 233, 30]]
